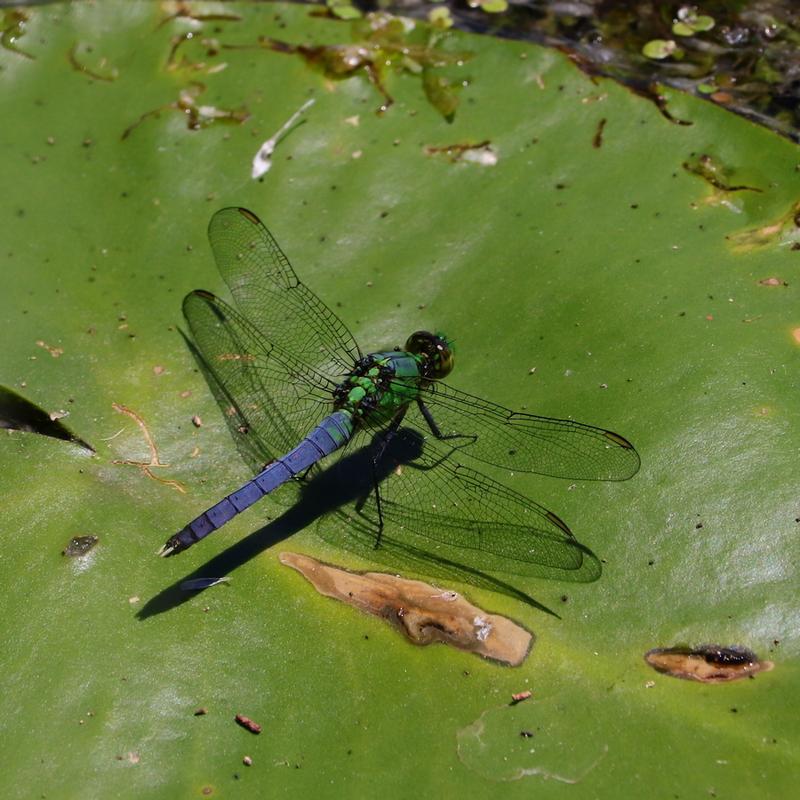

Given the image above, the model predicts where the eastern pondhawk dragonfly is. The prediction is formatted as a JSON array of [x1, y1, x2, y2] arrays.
[[158, 207, 639, 573]]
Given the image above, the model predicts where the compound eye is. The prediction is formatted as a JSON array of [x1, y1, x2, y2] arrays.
[[404, 331, 432, 355], [432, 342, 454, 379], [405, 331, 454, 379]]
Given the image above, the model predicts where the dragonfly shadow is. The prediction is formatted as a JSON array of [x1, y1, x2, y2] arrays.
[[138, 429, 599, 620]]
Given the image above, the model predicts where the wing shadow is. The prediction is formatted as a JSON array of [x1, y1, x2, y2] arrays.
[[138, 428, 600, 620]]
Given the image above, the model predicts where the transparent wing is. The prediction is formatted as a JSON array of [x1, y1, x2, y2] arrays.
[[416, 381, 640, 481], [207, 207, 361, 377], [182, 290, 334, 469], [342, 429, 597, 579]]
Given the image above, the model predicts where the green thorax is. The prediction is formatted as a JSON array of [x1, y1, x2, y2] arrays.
[[333, 351, 425, 426]]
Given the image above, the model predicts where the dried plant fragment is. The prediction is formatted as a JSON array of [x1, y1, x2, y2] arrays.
[[111, 403, 186, 493], [280, 552, 532, 666], [235, 714, 261, 734], [1, 9, 34, 59], [36, 340, 63, 358], [166, 31, 228, 73], [223, 12, 470, 119], [510, 690, 532, 705], [424, 140, 497, 166], [67, 43, 118, 82], [644, 644, 773, 683], [122, 82, 248, 140], [682, 153, 762, 195], [157, 1, 242, 30], [251, 98, 315, 179]]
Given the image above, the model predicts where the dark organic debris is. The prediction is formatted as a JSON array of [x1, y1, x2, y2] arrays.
[[62, 535, 99, 557], [644, 644, 773, 683], [592, 117, 607, 148], [222, 12, 470, 120], [682, 153, 762, 193], [424, 139, 497, 165]]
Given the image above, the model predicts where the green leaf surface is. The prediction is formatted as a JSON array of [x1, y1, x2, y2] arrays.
[[1, 3, 798, 798]]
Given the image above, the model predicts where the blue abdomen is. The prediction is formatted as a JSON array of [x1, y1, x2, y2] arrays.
[[161, 411, 354, 555]]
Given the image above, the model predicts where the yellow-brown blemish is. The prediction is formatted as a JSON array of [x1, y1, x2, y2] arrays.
[[729, 200, 800, 253], [280, 552, 533, 666], [111, 403, 186, 493], [35, 340, 63, 358]]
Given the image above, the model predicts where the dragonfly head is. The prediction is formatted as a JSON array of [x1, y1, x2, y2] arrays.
[[405, 331, 454, 379]]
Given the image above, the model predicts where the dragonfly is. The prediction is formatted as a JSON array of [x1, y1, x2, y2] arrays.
[[158, 207, 639, 576]]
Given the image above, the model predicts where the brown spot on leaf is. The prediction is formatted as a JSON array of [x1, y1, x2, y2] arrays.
[[645, 644, 773, 683], [280, 552, 533, 666]]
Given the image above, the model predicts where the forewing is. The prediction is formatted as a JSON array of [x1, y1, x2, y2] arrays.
[[418, 381, 640, 481], [207, 207, 361, 377], [183, 290, 333, 470]]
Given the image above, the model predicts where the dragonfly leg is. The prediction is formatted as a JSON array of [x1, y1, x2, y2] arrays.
[[366, 406, 408, 548], [417, 399, 477, 446], [368, 457, 385, 549]]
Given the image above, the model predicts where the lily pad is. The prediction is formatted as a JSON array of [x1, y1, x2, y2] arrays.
[[0, 3, 798, 798]]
